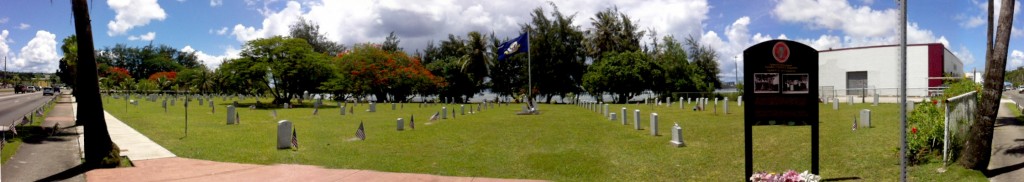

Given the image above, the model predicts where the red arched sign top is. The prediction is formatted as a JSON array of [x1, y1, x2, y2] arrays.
[[773, 42, 790, 63]]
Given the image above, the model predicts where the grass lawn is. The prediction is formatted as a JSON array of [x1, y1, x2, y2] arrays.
[[103, 95, 985, 181]]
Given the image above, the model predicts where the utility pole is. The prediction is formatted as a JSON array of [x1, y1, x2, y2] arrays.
[[898, 0, 908, 181], [735, 55, 739, 92]]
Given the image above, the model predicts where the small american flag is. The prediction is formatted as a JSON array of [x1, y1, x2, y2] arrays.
[[20, 116, 30, 126], [272, 110, 278, 119], [51, 122, 60, 136], [429, 112, 440, 121], [291, 128, 299, 149], [313, 108, 319, 115], [409, 115, 415, 130], [349, 106, 354, 114], [236, 113, 241, 124], [355, 122, 366, 140]]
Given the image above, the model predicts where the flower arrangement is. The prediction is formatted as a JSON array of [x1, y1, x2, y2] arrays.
[[749, 170, 820, 182]]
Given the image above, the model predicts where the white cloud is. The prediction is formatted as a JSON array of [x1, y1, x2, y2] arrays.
[[1010, 50, 1024, 69], [774, 0, 898, 38], [181, 45, 240, 69], [771, 0, 947, 50], [10, 30, 59, 73], [216, 27, 228, 35], [0, 30, 10, 59], [106, 0, 167, 36], [16, 23, 30, 30], [128, 32, 156, 41], [700, 16, 790, 80], [0, 17, 8, 24], [962, 0, 1021, 35], [230, 0, 709, 54], [211, 0, 223, 7], [954, 45, 977, 68]]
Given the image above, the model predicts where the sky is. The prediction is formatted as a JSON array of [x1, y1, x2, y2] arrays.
[[0, 0, 1018, 82]]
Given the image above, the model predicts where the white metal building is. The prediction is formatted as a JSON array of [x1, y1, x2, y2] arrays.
[[818, 43, 963, 98]]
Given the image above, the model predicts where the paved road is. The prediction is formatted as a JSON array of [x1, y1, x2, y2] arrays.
[[0, 92, 53, 126]]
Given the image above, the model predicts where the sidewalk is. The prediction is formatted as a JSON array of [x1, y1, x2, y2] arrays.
[[988, 99, 1024, 181], [86, 157, 545, 182], [1, 94, 85, 182]]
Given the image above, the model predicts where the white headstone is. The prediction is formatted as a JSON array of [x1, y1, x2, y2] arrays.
[[634, 109, 641, 130], [162, 100, 168, 112], [369, 102, 377, 112], [738, 96, 743, 106], [650, 113, 659, 136], [860, 109, 872, 128], [603, 104, 609, 117], [397, 118, 405, 131], [392, 103, 397, 110], [680, 98, 684, 109], [276, 120, 293, 149], [873, 91, 879, 106], [227, 105, 237, 125], [284, 103, 290, 109], [442, 107, 448, 119], [848, 96, 854, 106], [461, 105, 466, 115], [671, 123, 685, 147], [724, 97, 730, 114], [833, 98, 839, 110], [171, 99, 176, 106], [340, 105, 346, 115], [610, 113, 617, 121], [621, 107, 628, 125], [907, 101, 915, 113]]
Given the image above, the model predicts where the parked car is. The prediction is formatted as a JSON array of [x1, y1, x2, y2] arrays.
[[26, 86, 36, 93], [43, 87, 54, 96]]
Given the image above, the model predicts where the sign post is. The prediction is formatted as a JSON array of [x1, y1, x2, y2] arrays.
[[743, 40, 819, 178]]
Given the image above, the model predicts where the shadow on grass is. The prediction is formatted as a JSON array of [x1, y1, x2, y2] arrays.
[[14, 126, 80, 144], [996, 116, 1024, 127]]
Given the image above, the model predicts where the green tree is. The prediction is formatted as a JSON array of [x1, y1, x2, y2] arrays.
[[57, 35, 78, 89], [523, 3, 588, 103], [653, 35, 710, 95], [71, 0, 120, 168], [488, 32, 527, 101], [290, 17, 346, 55], [585, 6, 645, 62], [582, 51, 661, 103], [236, 36, 335, 104], [382, 31, 402, 53], [685, 36, 722, 89]]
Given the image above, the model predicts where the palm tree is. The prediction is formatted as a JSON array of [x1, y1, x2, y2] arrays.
[[72, 0, 120, 167]]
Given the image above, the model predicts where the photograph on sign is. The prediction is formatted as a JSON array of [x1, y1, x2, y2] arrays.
[[753, 73, 780, 93], [782, 73, 809, 94]]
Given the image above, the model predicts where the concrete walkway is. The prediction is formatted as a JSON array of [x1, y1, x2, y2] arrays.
[[988, 99, 1024, 181], [86, 157, 545, 182], [1, 94, 85, 182]]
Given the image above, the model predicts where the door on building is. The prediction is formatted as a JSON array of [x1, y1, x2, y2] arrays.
[[846, 71, 868, 96]]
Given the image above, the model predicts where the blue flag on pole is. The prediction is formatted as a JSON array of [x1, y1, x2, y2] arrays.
[[497, 33, 528, 61]]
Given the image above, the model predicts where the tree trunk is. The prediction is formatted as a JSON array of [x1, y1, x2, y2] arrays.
[[72, 0, 120, 168], [960, 0, 1015, 170]]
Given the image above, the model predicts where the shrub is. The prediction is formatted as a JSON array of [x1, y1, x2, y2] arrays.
[[906, 99, 944, 164]]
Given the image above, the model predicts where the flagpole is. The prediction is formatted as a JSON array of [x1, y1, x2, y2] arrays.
[[527, 30, 532, 109]]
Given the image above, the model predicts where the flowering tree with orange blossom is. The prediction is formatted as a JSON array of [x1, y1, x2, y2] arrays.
[[326, 44, 443, 102]]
